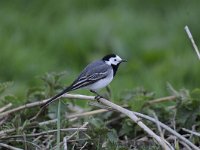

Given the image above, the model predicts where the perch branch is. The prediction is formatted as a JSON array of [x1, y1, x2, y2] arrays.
[[63, 94, 199, 150], [93, 97, 171, 149], [0, 94, 93, 118]]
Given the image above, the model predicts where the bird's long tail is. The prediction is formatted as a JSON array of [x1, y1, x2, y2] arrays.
[[41, 86, 72, 109]]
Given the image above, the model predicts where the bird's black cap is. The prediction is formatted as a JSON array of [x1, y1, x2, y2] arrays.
[[102, 54, 116, 61]]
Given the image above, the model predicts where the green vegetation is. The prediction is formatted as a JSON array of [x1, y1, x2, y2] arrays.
[[0, 0, 200, 99], [0, 0, 200, 149]]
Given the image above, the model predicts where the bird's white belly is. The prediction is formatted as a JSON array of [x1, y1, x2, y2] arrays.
[[85, 70, 113, 91]]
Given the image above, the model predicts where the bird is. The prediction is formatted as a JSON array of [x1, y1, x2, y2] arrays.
[[41, 54, 126, 109]]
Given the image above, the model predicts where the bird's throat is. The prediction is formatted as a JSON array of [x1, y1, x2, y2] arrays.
[[111, 64, 120, 76]]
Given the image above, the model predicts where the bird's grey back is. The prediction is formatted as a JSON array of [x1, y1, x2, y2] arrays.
[[79, 60, 111, 77], [73, 60, 112, 84]]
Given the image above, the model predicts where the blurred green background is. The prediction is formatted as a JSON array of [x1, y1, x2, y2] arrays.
[[0, 0, 200, 103]]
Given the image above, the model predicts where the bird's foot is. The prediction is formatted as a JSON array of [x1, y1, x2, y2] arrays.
[[90, 90, 103, 102], [94, 95, 103, 102]]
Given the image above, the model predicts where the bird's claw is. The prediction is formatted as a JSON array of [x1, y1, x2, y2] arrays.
[[94, 95, 103, 102]]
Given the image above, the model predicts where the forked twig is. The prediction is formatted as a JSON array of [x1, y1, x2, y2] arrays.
[[152, 112, 173, 150], [182, 128, 200, 137]]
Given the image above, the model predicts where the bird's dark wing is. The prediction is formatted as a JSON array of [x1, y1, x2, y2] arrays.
[[70, 61, 111, 90], [70, 71, 108, 90]]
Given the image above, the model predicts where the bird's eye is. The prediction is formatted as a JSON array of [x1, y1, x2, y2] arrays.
[[114, 59, 117, 61]]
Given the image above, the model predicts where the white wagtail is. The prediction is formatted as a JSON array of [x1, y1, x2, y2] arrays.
[[41, 54, 126, 108]]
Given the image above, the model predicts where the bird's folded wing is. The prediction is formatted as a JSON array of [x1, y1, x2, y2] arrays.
[[71, 70, 109, 90]]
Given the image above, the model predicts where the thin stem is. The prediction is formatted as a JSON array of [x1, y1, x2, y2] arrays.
[[147, 96, 177, 105], [184, 25, 200, 60], [56, 100, 61, 150]]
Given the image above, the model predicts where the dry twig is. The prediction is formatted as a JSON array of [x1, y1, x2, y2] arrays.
[[93, 97, 171, 149], [80, 142, 88, 150], [0, 103, 12, 113], [66, 108, 109, 119], [0, 128, 87, 139], [53, 122, 89, 150], [133, 112, 199, 150], [0, 143, 22, 150], [152, 112, 173, 150], [147, 96, 177, 105], [0, 94, 93, 119], [182, 128, 200, 137]]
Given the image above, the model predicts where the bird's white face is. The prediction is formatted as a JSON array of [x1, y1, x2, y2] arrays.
[[105, 55, 123, 66]]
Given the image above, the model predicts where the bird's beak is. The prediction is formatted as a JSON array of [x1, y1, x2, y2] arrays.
[[121, 59, 127, 63]]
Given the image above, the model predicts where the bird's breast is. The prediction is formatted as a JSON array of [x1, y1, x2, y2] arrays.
[[86, 70, 113, 91]]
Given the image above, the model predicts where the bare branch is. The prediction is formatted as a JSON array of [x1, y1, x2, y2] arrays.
[[95, 97, 171, 149], [80, 142, 88, 150], [6, 139, 41, 149], [152, 112, 173, 150], [133, 112, 199, 150], [0, 103, 12, 113], [66, 108, 109, 119], [0, 94, 93, 119], [147, 96, 177, 105], [63, 137, 67, 150], [182, 128, 200, 137], [0, 128, 87, 139], [65, 107, 199, 150], [53, 122, 89, 150], [0, 143, 22, 150], [66, 122, 89, 141]]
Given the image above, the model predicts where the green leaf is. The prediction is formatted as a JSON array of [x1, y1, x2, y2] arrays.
[[89, 117, 105, 129], [176, 96, 200, 128], [191, 88, 200, 100], [119, 119, 134, 136], [121, 87, 154, 111], [4, 95, 17, 101], [129, 95, 149, 111], [107, 129, 118, 144]]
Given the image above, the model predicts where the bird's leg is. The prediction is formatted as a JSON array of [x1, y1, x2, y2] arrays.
[[90, 90, 104, 102], [106, 86, 112, 98]]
